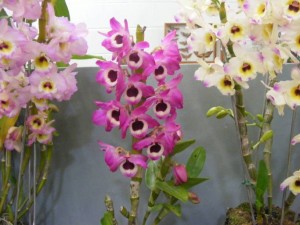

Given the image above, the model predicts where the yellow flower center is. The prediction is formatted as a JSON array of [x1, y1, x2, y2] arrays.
[[273, 54, 283, 69], [239, 62, 254, 77], [262, 24, 273, 41], [34, 53, 50, 70], [0, 40, 14, 55], [257, 4, 266, 15], [296, 35, 300, 49], [291, 85, 300, 99], [205, 33, 215, 46], [31, 117, 44, 129], [220, 75, 234, 89], [39, 80, 56, 93]]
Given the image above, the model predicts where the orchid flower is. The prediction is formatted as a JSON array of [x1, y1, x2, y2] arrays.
[[93, 100, 126, 132], [98, 141, 147, 177], [96, 60, 124, 94], [120, 106, 159, 139], [291, 133, 300, 145], [4, 126, 23, 152], [100, 17, 132, 61], [280, 170, 300, 195]]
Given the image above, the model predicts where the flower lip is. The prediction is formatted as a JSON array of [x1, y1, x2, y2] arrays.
[[147, 142, 164, 160], [126, 85, 139, 97], [129, 118, 148, 138], [111, 33, 124, 48], [296, 179, 300, 187], [129, 52, 140, 63], [0, 40, 14, 55], [231, 25, 241, 34], [120, 160, 138, 177], [289, 1, 300, 13], [131, 119, 144, 131], [107, 70, 118, 83], [107, 108, 120, 126], [154, 65, 167, 80], [242, 63, 251, 72], [154, 100, 171, 118], [223, 76, 232, 86]]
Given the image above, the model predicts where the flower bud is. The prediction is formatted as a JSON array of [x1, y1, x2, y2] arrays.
[[173, 164, 188, 185], [188, 192, 200, 204]]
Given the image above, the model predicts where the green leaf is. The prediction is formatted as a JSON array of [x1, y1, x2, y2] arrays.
[[156, 181, 188, 202], [100, 212, 114, 225], [256, 114, 264, 122], [180, 177, 209, 189], [145, 161, 158, 190], [255, 160, 268, 212], [260, 130, 273, 143], [206, 106, 223, 117], [172, 139, 195, 155], [164, 204, 182, 217], [54, 0, 70, 20], [0, 9, 8, 18], [219, 2, 227, 23], [150, 204, 164, 212], [186, 146, 206, 178], [72, 54, 106, 61], [56, 62, 69, 68]]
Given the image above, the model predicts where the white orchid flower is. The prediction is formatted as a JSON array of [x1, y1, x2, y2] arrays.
[[280, 170, 300, 195]]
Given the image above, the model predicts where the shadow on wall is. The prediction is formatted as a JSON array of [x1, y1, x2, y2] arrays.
[[38, 65, 300, 225]]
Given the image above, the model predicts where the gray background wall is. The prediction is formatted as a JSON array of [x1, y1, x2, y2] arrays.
[[38, 64, 300, 225]]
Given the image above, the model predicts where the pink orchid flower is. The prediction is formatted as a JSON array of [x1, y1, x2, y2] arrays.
[[120, 106, 159, 139], [93, 100, 126, 132], [100, 17, 132, 61], [96, 60, 124, 94]]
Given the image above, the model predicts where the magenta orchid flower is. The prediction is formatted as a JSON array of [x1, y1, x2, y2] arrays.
[[125, 41, 155, 71], [120, 106, 159, 139], [98, 141, 147, 177], [100, 17, 132, 61], [98, 141, 127, 172], [133, 133, 167, 160], [93, 100, 126, 132], [117, 74, 155, 105], [119, 154, 148, 177], [96, 60, 124, 94]]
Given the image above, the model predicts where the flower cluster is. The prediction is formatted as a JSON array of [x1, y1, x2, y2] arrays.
[[177, 0, 300, 197], [0, 2, 88, 150], [93, 17, 184, 179], [177, 0, 299, 99]]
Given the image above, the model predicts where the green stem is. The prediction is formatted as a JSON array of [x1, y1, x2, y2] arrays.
[[142, 189, 160, 225], [280, 109, 297, 225], [283, 192, 296, 214], [0, 151, 12, 214], [37, 0, 52, 43], [142, 156, 172, 225], [127, 25, 146, 225], [104, 195, 118, 225], [17, 145, 52, 220], [261, 78, 276, 215], [234, 85, 257, 183]]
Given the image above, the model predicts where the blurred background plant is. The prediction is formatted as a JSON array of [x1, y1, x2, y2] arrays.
[[0, 0, 97, 224], [93, 17, 208, 225], [177, 0, 300, 224]]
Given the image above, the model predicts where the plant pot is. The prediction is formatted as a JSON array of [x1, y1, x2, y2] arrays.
[[225, 203, 299, 225]]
